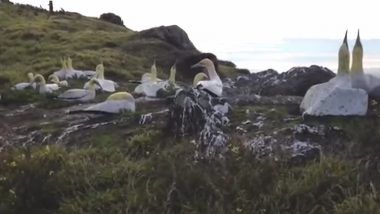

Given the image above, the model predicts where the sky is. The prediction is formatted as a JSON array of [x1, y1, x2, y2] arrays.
[[10, 0, 380, 71]]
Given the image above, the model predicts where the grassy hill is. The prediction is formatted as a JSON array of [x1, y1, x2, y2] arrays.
[[0, 1, 240, 89], [1, 1, 380, 214]]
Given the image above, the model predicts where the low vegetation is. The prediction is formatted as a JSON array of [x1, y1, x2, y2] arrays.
[[1, 1, 380, 214]]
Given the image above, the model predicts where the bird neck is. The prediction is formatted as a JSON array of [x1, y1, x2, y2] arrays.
[[35, 75, 46, 85], [337, 46, 350, 75], [206, 67, 220, 81], [169, 67, 176, 84], [88, 83, 97, 91], [351, 54, 363, 74], [50, 75, 59, 83]]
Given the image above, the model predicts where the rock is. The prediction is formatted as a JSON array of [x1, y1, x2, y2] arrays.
[[233, 66, 335, 96], [139, 25, 197, 51], [168, 88, 230, 159], [287, 141, 321, 165], [300, 76, 368, 116], [99, 13, 125, 26], [262, 66, 335, 96]]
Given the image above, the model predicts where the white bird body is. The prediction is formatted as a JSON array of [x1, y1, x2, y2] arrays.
[[83, 64, 117, 92], [12, 73, 36, 90], [192, 58, 223, 97], [32, 74, 60, 94], [40, 83, 60, 94], [54, 57, 86, 80], [58, 88, 96, 102], [59, 79, 99, 102], [134, 63, 178, 97], [84, 92, 136, 113], [82, 70, 97, 79], [13, 82, 36, 91], [48, 74, 69, 87]]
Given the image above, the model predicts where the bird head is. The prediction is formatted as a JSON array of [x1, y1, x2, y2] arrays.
[[106, 92, 135, 101], [32, 74, 46, 85], [27, 73, 34, 82], [337, 30, 350, 75], [351, 30, 364, 74], [88, 78, 102, 90], [48, 74, 59, 83]]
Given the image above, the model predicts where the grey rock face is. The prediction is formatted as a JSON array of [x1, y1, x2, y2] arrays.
[[232, 65, 335, 96], [140, 25, 197, 51], [168, 88, 230, 159], [99, 13, 124, 26]]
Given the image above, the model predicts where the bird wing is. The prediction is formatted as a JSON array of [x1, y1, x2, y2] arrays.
[[85, 100, 134, 114], [196, 80, 222, 97], [58, 89, 89, 100], [13, 82, 31, 90], [98, 79, 116, 92]]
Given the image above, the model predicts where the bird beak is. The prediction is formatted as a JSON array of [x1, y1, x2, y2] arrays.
[[191, 63, 204, 69], [343, 30, 348, 46]]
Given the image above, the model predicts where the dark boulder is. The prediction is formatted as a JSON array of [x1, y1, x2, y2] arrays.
[[262, 65, 335, 96], [139, 25, 197, 51], [232, 65, 335, 96], [99, 13, 124, 27], [168, 88, 230, 159]]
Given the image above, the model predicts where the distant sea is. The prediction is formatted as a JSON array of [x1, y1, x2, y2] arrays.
[[197, 39, 380, 74]]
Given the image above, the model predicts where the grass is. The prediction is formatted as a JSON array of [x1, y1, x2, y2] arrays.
[[2, 1, 380, 214], [1, 138, 380, 213]]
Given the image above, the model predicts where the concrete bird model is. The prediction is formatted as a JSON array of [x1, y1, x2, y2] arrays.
[[83, 92, 136, 113], [12, 73, 36, 90], [191, 58, 223, 97], [33, 74, 60, 94], [59, 78, 100, 102]]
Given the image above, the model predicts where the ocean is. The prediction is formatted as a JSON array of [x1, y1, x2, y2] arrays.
[[197, 39, 380, 73]]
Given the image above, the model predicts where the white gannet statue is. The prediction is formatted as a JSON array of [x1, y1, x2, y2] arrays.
[[58, 78, 100, 102], [48, 74, 69, 87], [83, 92, 136, 113], [300, 31, 368, 116], [84, 63, 118, 92], [191, 58, 223, 97], [161, 64, 179, 89], [66, 57, 86, 79], [32, 74, 60, 94], [12, 73, 36, 90], [54, 57, 85, 80], [134, 61, 165, 97]]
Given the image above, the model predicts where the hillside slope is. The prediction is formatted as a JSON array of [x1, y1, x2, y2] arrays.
[[0, 1, 241, 88]]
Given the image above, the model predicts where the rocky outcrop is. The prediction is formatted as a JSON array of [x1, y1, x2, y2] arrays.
[[168, 88, 230, 159], [233, 65, 335, 97], [99, 13, 125, 27], [264, 66, 336, 96], [139, 25, 197, 51]]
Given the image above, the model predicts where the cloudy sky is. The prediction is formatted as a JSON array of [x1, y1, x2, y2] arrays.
[[10, 0, 380, 71]]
